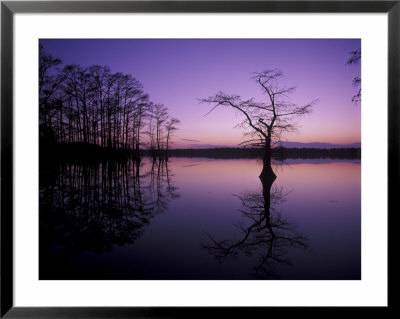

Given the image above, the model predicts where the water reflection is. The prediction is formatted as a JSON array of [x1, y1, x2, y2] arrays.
[[203, 174, 309, 279], [40, 159, 179, 259], [40, 157, 360, 280]]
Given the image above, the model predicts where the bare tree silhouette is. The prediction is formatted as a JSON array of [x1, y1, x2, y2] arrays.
[[165, 117, 181, 161], [201, 69, 316, 180], [346, 48, 361, 103]]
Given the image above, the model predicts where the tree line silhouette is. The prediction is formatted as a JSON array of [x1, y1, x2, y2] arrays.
[[39, 44, 180, 161]]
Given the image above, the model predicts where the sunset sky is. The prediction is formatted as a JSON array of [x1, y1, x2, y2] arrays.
[[40, 39, 361, 148]]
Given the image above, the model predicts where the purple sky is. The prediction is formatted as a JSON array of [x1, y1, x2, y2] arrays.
[[40, 39, 361, 148]]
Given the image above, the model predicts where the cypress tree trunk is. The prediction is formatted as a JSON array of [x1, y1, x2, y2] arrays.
[[259, 135, 276, 180]]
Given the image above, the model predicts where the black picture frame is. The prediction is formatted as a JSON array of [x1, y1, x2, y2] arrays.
[[1, 1, 396, 317]]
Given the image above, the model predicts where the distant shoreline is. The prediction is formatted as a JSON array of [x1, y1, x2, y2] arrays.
[[40, 142, 361, 163], [164, 147, 361, 160]]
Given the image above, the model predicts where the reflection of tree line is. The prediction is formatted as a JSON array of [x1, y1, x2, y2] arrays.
[[40, 159, 179, 256], [203, 174, 309, 279]]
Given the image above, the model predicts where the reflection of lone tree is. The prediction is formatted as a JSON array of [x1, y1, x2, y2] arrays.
[[203, 175, 308, 279], [201, 69, 315, 179]]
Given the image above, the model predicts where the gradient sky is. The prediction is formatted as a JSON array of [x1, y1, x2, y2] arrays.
[[40, 39, 361, 148]]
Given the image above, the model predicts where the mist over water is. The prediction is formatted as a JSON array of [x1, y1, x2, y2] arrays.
[[40, 157, 361, 280]]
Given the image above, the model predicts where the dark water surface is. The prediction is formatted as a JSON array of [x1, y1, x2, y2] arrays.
[[39, 157, 361, 280]]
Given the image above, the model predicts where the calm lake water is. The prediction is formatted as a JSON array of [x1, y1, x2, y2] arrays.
[[39, 157, 361, 280]]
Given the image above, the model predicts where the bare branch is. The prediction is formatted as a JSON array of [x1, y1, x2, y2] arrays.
[[201, 92, 268, 139]]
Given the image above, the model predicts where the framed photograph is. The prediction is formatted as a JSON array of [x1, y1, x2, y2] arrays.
[[1, 0, 395, 317]]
